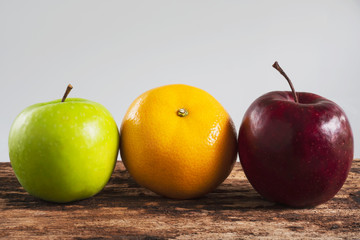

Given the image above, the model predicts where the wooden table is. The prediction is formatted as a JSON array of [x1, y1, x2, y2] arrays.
[[1, 160, 359, 239]]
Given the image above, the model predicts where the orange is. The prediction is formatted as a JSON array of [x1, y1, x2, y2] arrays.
[[120, 84, 237, 199]]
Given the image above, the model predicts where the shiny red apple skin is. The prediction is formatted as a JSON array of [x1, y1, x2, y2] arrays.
[[238, 91, 354, 207]]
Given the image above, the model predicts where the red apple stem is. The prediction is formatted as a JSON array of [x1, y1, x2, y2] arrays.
[[272, 61, 299, 103], [61, 84, 73, 102]]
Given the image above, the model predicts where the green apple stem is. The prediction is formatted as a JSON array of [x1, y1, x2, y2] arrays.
[[61, 84, 73, 102], [272, 61, 299, 103]]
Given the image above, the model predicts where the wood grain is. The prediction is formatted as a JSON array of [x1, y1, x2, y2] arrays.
[[0, 160, 359, 239]]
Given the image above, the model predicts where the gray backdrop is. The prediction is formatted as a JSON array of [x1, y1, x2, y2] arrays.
[[1, 0, 359, 162]]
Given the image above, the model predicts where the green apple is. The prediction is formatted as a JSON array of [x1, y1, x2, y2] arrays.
[[8, 85, 119, 203]]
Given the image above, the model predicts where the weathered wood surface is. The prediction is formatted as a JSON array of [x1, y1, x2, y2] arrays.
[[0, 160, 359, 239]]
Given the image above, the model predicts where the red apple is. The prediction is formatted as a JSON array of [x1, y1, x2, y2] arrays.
[[238, 62, 354, 207]]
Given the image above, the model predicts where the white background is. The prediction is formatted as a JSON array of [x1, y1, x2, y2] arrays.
[[1, 0, 359, 162]]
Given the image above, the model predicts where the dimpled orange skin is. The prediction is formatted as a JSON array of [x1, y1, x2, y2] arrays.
[[120, 84, 237, 199]]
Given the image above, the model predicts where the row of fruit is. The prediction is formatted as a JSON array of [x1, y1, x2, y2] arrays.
[[8, 62, 354, 208]]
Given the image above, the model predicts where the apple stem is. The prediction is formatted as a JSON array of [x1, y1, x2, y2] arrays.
[[272, 61, 299, 103], [61, 84, 73, 102]]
